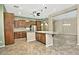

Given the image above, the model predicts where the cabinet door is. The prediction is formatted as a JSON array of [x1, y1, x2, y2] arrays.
[[5, 31, 14, 44], [4, 12, 14, 45], [39, 33, 46, 44], [36, 21, 41, 31], [4, 13, 14, 31], [14, 32, 18, 39], [14, 31, 26, 39], [36, 33, 41, 41], [22, 32, 26, 38], [14, 20, 26, 28], [36, 33, 46, 44], [36, 33, 39, 41], [14, 21, 19, 28]]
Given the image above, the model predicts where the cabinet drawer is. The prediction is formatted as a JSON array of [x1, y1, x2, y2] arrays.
[[14, 31, 26, 39]]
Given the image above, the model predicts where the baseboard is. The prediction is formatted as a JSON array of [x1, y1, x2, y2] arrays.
[[46, 43, 53, 47], [0, 45, 5, 48], [27, 39, 36, 42]]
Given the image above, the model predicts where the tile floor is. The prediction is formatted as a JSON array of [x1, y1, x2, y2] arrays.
[[0, 38, 79, 55]]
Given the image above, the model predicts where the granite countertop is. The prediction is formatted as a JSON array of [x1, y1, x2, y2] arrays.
[[57, 33, 77, 35], [36, 31, 57, 34], [14, 28, 35, 32], [36, 31, 77, 35], [14, 29, 77, 35]]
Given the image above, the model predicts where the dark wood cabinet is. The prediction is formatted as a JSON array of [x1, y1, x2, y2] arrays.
[[14, 31, 26, 39], [4, 12, 14, 45], [36, 33, 46, 44], [36, 21, 41, 31], [14, 20, 26, 28]]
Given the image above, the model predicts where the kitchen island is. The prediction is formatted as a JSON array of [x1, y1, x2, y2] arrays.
[[36, 31, 57, 47], [27, 31, 57, 47]]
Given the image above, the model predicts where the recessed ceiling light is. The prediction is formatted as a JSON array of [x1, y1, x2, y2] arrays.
[[63, 24, 71, 26], [33, 11, 36, 14]]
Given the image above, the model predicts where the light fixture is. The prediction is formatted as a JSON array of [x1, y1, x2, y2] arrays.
[[63, 24, 71, 26], [25, 20, 30, 22], [41, 23, 43, 26], [45, 23, 48, 26], [45, 7, 47, 9], [37, 13, 40, 16], [33, 11, 36, 14], [32, 5, 47, 17]]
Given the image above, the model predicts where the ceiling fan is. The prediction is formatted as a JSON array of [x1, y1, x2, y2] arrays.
[[32, 11, 40, 16], [30, 6, 47, 17]]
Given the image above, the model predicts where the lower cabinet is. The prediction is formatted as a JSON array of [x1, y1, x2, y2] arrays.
[[36, 33, 46, 44], [14, 31, 26, 39]]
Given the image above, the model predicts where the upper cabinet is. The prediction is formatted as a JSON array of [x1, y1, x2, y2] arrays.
[[36, 21, 41, 31], [14, 19, 36, 28], [14, 20, 26, 28]]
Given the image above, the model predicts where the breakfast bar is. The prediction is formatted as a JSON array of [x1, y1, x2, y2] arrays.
[[36, 31, 58, 47], [26, 31, 57, 47]]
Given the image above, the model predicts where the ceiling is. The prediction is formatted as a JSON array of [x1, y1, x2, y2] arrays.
[[53, 10, 77, 20], [4, 4, 76, 19]]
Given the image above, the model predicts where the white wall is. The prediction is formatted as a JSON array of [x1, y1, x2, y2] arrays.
[[54, 17, 77, 34], [0, 4, 5, 48]]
